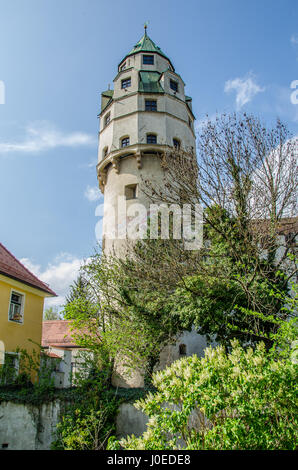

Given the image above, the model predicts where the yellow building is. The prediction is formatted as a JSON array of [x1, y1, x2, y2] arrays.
[[0, 243, 56, 369]]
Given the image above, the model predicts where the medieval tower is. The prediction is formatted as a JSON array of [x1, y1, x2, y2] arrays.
[[97, 28, 207, 387], [97, 27, 196, 253]]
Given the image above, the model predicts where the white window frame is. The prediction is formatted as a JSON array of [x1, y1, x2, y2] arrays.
[[8, 289, 25, 325]]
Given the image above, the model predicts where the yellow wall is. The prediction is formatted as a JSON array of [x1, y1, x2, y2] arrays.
[[0, 277, 46, 355]]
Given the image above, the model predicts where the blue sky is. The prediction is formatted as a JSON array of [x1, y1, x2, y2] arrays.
[[0, 0, 297, 307]]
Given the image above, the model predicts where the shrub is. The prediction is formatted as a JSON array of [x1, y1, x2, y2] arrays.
[[114, 321, 298, 450]]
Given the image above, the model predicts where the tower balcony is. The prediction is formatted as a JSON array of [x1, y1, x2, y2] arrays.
[[96, 143, 169, 193]]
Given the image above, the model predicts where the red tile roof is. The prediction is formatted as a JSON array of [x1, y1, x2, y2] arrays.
[[42, 320, 79, 348], [0, 243, 56, 296]]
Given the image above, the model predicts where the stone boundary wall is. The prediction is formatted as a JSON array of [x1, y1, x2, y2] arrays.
[[0, 400, 147, 450]]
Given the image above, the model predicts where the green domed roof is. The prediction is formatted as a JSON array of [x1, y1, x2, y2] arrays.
[[120, 31, 174, 70]]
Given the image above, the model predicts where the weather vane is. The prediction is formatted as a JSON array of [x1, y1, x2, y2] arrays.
[[144, 21, 149, 34]]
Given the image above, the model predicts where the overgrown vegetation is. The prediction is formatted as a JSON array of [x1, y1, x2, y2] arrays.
[[108, 305, 298, 450]]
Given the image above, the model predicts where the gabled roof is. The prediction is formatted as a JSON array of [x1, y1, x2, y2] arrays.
[[42, 320, 78, 348], [120, 32, 175, 71], [0, 243, 56, 296]]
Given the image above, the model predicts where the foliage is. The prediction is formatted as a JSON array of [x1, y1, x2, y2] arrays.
[[118, 114, 297, 347], [51, 370, 119, 450], [113, 318, 298, 450], [0, 342, 60, 404], [63, 250, 185, 384], [43, 306, 63, 321]]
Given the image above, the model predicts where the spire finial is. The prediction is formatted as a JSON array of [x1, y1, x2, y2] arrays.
[[144, 21, 149, 35]]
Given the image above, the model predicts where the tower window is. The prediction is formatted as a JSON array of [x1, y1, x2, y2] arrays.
[[170, 79, 178, 92], [104, 112, 110, 127], [173, 138, 180, 149], [125, 184, 138, 200], [188, 117, 192, 128], [143, 55, 154, 65], [145, 100, 157, 111], [179, 344, 187, 356], [9, 291, 24, 323], [121, 137, 130, 148], [120, 62, 126, 71], [103, 146, 108, 158], [121, 78, 131, 89], [147, 134, 157, 144]]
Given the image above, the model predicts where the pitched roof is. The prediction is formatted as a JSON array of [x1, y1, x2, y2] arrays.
[[42, 320, 78, 348], [120, 32, 175, 71], [0, 243, 56, 296]]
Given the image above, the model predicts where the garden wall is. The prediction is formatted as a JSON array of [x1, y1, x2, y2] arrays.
[[0, 400, 147, 450]]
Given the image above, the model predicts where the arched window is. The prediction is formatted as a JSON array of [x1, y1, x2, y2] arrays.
[[121, 137, 130, 148], [173, 138, 180, 149], [179, 344, 187, 356], [147, 134, 157, 144]]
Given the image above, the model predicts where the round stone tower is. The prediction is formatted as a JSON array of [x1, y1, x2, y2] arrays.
[[97, 28, 196, 253]]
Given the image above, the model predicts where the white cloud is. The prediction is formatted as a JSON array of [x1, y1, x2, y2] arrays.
[[224, 73, 265, 109], [0, 121, 97, 154], [291, 34, 298, 45], [84, 185, 102, 202], [21, 253, 86, 310]]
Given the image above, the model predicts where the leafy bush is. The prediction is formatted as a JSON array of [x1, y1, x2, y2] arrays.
[[52, 370, 119, 450], [113, 320, 298, 450]]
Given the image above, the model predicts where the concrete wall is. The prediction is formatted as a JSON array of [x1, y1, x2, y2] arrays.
[[0, 399, 148, 449], [0, 401, 60, 450]]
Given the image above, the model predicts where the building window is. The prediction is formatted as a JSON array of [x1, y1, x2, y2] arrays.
[[104, 112, 110, 127], [1, 353, 19, 385], [120, 62, 126, 71], [143, 55, 154, 65], [125, 184, 138, 200], [145, 100, 157, 111], [173, 138, 180, 149], [179, 344, 187, 356], [188, 117, 192, 128], [147, 134, 157, 144], [121, 78, 131, 89], [103, 146, 108, 158], [121, 137, 130, 147], [8, 291, 24, 323], [170, 79, 178, 92]]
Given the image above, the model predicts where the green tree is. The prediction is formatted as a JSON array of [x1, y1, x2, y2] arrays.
[[43, 306, 62, 321]]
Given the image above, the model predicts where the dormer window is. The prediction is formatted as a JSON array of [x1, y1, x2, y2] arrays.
[[104, 112, 110, 127], [170, 79, 178, 92], [121, 78, 131, 89], [147, 134, 157, 144], [143, 55, 154, 65], [121, 137, 130, 148]]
